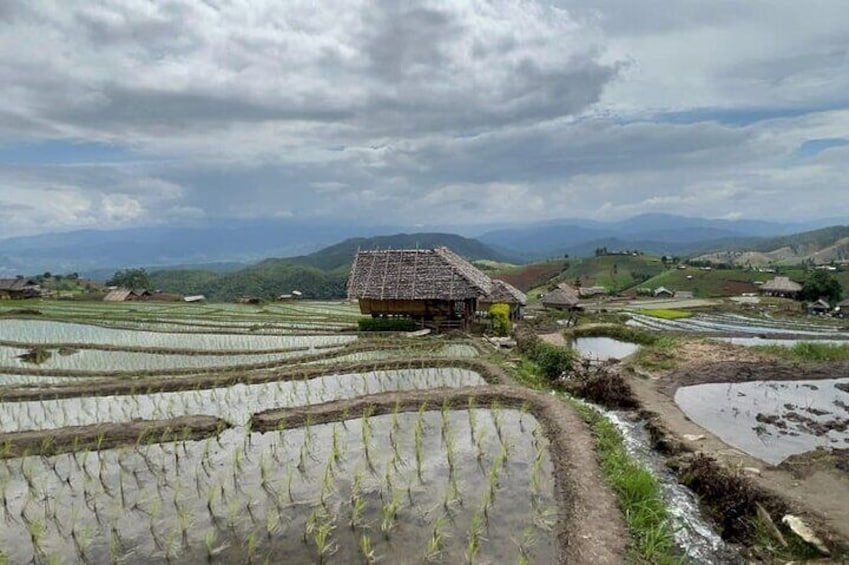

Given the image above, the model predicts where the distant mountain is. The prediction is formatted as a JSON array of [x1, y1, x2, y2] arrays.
[[0, 219, 409, 275], [694, 225, 849, 266], [476, 213, 848, 259], [148, 232, 509, 301]]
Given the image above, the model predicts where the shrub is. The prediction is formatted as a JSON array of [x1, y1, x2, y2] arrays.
[[488, 303, 512, 337], [357, 317, 419, 332], [516, 330, 577, 380]]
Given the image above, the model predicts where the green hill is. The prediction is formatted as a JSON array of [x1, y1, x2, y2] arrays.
[[149, 232, 508, 301], [695, 225, 849, 267]]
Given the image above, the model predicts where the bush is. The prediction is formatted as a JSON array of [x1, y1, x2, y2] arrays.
[[488, 303, 512, 336], [516, 331, 577, 380], [357, 317, 419, 332]]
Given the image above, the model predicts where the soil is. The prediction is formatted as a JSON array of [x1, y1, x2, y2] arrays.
[[251, 384, 628, 565], [0, 415, 230, 458], [622, 339, 849, 549]]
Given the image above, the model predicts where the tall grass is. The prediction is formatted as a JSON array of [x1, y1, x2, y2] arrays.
[[754, 342, 849, 362]]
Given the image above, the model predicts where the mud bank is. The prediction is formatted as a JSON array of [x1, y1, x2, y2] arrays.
[[0, 415, 230, 458]]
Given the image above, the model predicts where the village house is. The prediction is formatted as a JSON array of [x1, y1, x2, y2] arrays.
[[760, 276, 803, 299], [479, 279, 527, 320], [103, 288, 152, 302], [835, 298, 849, 318], [0, 277, 42, 299], [348, 247, 497, 331], [540, 282, 581, 311], [653, 286, 674, 298], [807, 299, 831, 315]]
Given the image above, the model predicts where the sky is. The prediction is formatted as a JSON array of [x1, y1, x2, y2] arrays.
[[1, 0, 848, 238]]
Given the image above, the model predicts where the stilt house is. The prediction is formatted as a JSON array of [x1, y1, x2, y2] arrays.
[[348, 247, 494, 330]]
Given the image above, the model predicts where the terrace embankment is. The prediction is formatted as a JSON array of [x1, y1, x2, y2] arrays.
[[0, 415, 230, 458], [0, 357, 508, 402], [623, 339, 849, 551], [251, 384, 627, 565]]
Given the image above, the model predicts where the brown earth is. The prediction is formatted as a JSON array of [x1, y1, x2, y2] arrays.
[[251, 384, 627, 565], [623, 339, 849, 551], [0, 415, 230, 458]]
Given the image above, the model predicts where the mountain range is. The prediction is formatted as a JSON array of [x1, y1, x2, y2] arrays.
[[1, 213, 847, 277]]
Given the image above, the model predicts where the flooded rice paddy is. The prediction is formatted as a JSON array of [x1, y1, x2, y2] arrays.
[[675, 378, 849, 465], [0, 368, 486, 432], [629, 311, 848, 338], [0, 409, 556, 564]]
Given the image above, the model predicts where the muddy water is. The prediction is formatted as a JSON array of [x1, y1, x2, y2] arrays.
[[675, 378, 849, 465], [0, 410, 557, 564], [572, 337, 640, 361], [0, 368, 486, 432]]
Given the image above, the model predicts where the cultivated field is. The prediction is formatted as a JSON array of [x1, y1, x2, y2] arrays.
[[0, 300, 621, 564]]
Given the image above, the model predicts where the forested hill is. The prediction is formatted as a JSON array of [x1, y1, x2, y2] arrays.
[[148, 233, 509, 301]]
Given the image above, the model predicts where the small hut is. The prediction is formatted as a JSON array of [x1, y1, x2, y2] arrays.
[[835, 298, 849, 318], [807, 299, 831, 315], [541, 283, 580, 311], [653, 286, 674, 298], [479, 279, 527, 320], [347, 247, 493, 330], [0, 278, 41, 299], [103, 288, 151, 302], [760, 276, 802, 299], [184, 295, 206, 303]]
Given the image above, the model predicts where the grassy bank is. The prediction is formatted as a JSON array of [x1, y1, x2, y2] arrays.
[[754, 341, 849, 362], [641, 309, 693, 320], [567, 324, 682, 371], [511, 357, 680, 564]]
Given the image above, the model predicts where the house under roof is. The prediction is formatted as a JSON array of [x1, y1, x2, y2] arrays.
[[103, 288, 151, 302], [653, 286, 674, 297], [760, 276, 803, 297], [348, 247, 495, 329], [0, 278, 41, 299], [480, 279, 527, 320], [541, 283, 580, 310]]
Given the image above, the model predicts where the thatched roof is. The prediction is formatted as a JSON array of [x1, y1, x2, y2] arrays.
[[761, 276, 802, 293], [348, 247, 493, 301], [484, 279, 527, 306], [541, 282, 579, 307], [0, 278, 38, 291], [838, 298, 849, 308], [103, 288, 134, 302]]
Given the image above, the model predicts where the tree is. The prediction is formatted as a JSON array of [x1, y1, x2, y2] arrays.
[[107, 268, 151, 290], [801, 270, 843, 303]]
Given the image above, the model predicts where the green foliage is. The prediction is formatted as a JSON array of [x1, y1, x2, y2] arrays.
[[106, 268, 151, 290], [488, 303, 512, 336], [801, 270, 843, 303], [755, 341, 849, 362], [357, 318, 419, 332], [573, 402, 678, 564], [517, 333, 576, 380]]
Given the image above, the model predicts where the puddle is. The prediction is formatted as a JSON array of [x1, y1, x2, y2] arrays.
[[572, 337, 639, 361], [675, 379, 849, 465]]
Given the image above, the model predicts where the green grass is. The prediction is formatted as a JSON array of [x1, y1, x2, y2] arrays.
[[754, 341, 849, 362], [641, 309, 693, 320], [632, 336, 681, 371], [510, 354, 681, 564], [636, 267, 773, 298]]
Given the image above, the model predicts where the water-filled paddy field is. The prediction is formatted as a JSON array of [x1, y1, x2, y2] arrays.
[[629, 311, 849, 338], [0, 409, 557, 564], [572, 337, 640, 361], [675, 378, 849, 464]]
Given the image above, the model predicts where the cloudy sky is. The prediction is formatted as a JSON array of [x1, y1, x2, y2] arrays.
[[1, 0, 848, 238]]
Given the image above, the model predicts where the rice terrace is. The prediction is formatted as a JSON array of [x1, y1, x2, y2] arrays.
[[1, 245, 847, 565]]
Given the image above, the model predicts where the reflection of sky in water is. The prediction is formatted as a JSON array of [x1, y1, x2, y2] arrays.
[[0, 368, 485, 431], [675, 379, 849, 465], [573, 337, 640, 361]]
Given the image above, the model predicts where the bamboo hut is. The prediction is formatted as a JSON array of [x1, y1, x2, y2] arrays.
[[479, 279, 527, 320], [347, 247, 494, 330], [541, 282, 580, 311], [0, 278, 41, 299], [760, 276, 803, 298]]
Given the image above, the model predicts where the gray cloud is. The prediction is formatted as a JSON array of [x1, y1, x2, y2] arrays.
[[0, 0, 847, 237]]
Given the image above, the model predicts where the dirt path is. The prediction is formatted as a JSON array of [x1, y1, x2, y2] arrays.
[[0, 415, 230, 458], [252, 384, 627, 565], [627, 352, 849, 543]]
